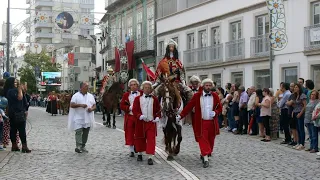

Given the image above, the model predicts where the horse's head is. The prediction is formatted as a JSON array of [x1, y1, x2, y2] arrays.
[[159, 80, 181, 119]]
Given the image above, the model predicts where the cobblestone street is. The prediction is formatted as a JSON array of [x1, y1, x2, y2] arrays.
[[0, 107, 319, 180]]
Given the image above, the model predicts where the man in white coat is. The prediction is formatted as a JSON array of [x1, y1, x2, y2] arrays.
[[68, 82, 96, 153]]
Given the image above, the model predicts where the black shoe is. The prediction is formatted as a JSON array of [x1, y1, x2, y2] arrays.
[[200, 155, 204, 163], [130, 152, 135, 157], [203, 161, 209, 168], [148, 158, 153, 165], [288, 142, 297, 146], [137, 155, 142, 161], [75, 148, 82, 153], [280, 141, 290, 145]]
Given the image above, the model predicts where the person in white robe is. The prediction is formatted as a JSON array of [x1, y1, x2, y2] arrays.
[[68, 82, 96, 153]]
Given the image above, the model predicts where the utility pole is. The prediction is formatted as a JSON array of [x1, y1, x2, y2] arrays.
[[6, 0, 10, 73], [269, 10, 273, 88]]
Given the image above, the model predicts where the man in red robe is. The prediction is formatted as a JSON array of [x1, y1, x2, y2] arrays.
[[133, 81, 161, 165], [120, 79, 142, 157], [189, 75, 203, 93], [177, 78, 222, 168]]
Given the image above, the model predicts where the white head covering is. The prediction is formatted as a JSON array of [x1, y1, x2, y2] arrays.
[[141, 81, 153, 89], [166, 39, 178, 48], [189, 75, 201, 83], [128, 78, 139, 86], [201, 78, 214, 86]]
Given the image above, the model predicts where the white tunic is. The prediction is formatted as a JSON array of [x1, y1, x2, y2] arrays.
[[201, 91, 213, 120], [68, 92, 96, 131], [129, 91, 140, 115]]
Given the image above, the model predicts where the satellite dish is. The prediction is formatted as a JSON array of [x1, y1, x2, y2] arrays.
[[30, 43, 42, 54]]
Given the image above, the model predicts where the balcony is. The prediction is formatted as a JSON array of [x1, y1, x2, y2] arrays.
[[105, 0, 131, 11], [225, 39, 245, 61], [134, 36, 154, 54], [250, 34, 270, 58], [35, 32, 54, 39], [107, 48, 115, 61], [157, 0, 178, 19], [34, 22, 53, 29], [304, 24, 320, 52], [35, 0, 54, 7], [184, 44, 223, 68]]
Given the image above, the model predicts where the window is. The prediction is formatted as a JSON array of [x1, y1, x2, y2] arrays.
[[187, 33, 194, 50], [231, 72, 243, 85], [256, 15, 270, 36], [147, 6, 154, 38], [137, 12, 143, 39], [212, 74, 221, 87], [172, 37, 179, 46], [254, 70, 270, 89], [127, 17, 133, 38], [200, 75, 207, 80], [198, 30, 207, 48], [313, 2, 320, 25], [312, 65, 320, 90], [230, 21, 242, 40], [283, 67, 298, 83], [211, 27, 220, 45], [158, 41, 164, 56]]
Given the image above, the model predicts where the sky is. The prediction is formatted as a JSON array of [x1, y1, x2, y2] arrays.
[[0, 0, 105, 55]]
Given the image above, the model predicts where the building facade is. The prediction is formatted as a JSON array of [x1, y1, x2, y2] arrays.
[[98, 0, 156, 84], [156, 0, 320, 90], [25, 0, 96, 91]]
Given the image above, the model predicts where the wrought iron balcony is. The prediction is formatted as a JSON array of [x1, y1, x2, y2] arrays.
[[184, 44, 223, 68], [105, 0, 130, 11], [134, 36, 154, 54], [225, 39, 245, 61], [304, 24, 320, 51], [250, 34, 270, 58], [107, 48, 115, 61]]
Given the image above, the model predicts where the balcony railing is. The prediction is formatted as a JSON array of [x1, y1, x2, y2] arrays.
[[34, 22, 53, 29], [35, 32, 54, 38], [304, 24, 320, 51], [107, 48, 115, 60], [184, 44, 223, 68], [225, 39, 245, 61], [250, 34, 270, 58], [134, 36, 154, 53], [157, 0, 178, 19], [35, 0, 55, 7]]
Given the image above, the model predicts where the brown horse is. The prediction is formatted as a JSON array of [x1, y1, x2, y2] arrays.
[[158, 78, 183, 161], [102, 82, 123, 129]]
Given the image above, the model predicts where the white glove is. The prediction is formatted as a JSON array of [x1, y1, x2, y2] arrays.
[[139, 115, 146, 121], [153, 117, 160, 123], [176, 115, 181, 123], [209, 111, 216, 118], [129, 105, 133, 111]]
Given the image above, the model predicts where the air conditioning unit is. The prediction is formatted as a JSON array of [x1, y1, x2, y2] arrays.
[[83, 66, 88, 71]]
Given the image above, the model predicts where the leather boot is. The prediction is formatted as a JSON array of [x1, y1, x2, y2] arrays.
[[11, 142, 20, 152], [21, 143, 31, 153]]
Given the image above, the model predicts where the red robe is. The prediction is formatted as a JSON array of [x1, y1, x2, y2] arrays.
[[155, 57, 184, 83], [180, 91, 222, 156], [120, 90, 142, 146], [132, 95, 161, 154]]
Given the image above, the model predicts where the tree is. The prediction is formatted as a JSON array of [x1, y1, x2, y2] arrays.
[[18, 52, 61, 94]]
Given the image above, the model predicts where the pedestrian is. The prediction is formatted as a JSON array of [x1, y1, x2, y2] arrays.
[[4, 77, 31, 153], [231, 83, 240, 134], [255, 89, 264, 137], [132, 81, 160, 165], [177, 78, 222, 168], [120, 79, 142, 157], [238, 86, 249, 134], [68, 82, 96, 153], [305, 90, 319, 153], [247, 86, 257, 135], [278, 83, 292, 144], [258, 88, 272, 142], [269, 88, 279, 140]]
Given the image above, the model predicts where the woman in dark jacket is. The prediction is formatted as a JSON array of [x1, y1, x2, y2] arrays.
[[4, 77, 31, 153]]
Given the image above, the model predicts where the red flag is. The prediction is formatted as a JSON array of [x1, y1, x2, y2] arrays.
[[141, 59, 156, 81], [114, 47, 120, 72], [68, 53, 74, 65], [126, 41, 135, 70]]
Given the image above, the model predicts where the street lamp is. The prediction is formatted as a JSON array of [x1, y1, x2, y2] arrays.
[[6, 0, 10, 73]]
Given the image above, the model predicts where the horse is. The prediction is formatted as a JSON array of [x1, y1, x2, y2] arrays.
[[158, 78, 183, 161], [102, 82, 123, 129]]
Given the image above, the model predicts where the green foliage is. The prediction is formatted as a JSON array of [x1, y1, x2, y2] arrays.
[[18, 52, 61, 94]]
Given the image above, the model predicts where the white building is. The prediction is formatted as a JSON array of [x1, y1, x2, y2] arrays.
[[25, 0, 96, 91], [156, 0, 320, 90]]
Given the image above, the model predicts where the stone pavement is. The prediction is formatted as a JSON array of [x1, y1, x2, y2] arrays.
[[0, 107, 320, 180]]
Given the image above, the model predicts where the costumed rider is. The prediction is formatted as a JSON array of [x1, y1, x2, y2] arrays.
[[105, 67, 116, 92], [120, 79, 142, 158], [153, 39, 188, 94], [176, 78, 222, 168], [132, 81, 161, 165]]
